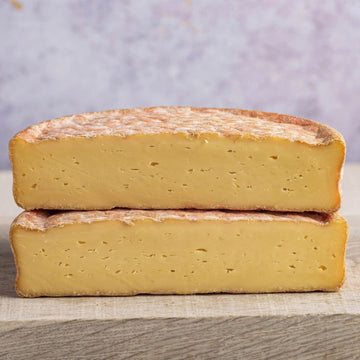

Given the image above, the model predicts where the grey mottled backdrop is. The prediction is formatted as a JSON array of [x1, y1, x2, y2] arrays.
[[1, 0, 360, 168]]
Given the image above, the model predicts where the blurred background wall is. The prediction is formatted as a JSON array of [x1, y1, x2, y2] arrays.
[[1, 0, 359, 168]]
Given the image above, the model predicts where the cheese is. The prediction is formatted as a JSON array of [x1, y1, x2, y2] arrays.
[[9, 107, 345, 211], [10, 209, 348, 297]]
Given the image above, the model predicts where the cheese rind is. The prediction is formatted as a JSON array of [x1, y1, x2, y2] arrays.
[[9, 107, 345, 212], [10, 210, 348, 297]]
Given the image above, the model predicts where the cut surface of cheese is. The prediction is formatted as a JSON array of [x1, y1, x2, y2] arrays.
[[9, 107, 345, 211], [10, 209, 348, 297]]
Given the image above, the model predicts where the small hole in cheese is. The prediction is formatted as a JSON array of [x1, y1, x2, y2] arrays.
[[282, 187, 294, 192]]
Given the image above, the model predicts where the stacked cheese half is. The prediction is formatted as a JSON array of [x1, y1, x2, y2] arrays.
[[9, 107, 348, 297]]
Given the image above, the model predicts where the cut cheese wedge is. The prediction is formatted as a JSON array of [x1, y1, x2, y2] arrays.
[[10, 209, 348, 297], [9, 107, 345, 211]]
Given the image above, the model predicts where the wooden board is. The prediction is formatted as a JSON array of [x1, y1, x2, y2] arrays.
[[0, 166, 360, 359]]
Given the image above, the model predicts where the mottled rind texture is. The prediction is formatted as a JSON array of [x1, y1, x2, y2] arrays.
[[12, 107, 345, 146], [12, 209, 345, 232]]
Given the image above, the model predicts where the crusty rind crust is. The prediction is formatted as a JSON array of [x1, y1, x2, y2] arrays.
[[8, 138, 22, 209], [11, 107, 345, 146], [10, 198, 343, 213], [15, 287, 345, 298], [9, 221, 23, 297], [335, 215, 349, 291], [12, 209, 345, 232], [334, 140, 346, 211]]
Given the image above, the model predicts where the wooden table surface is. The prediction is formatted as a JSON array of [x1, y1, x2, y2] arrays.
[[0, 166, 359, 360]]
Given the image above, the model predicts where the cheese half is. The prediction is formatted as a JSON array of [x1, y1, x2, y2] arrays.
[[9, 107, 345, 211], [10, 209, 348, 297]]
